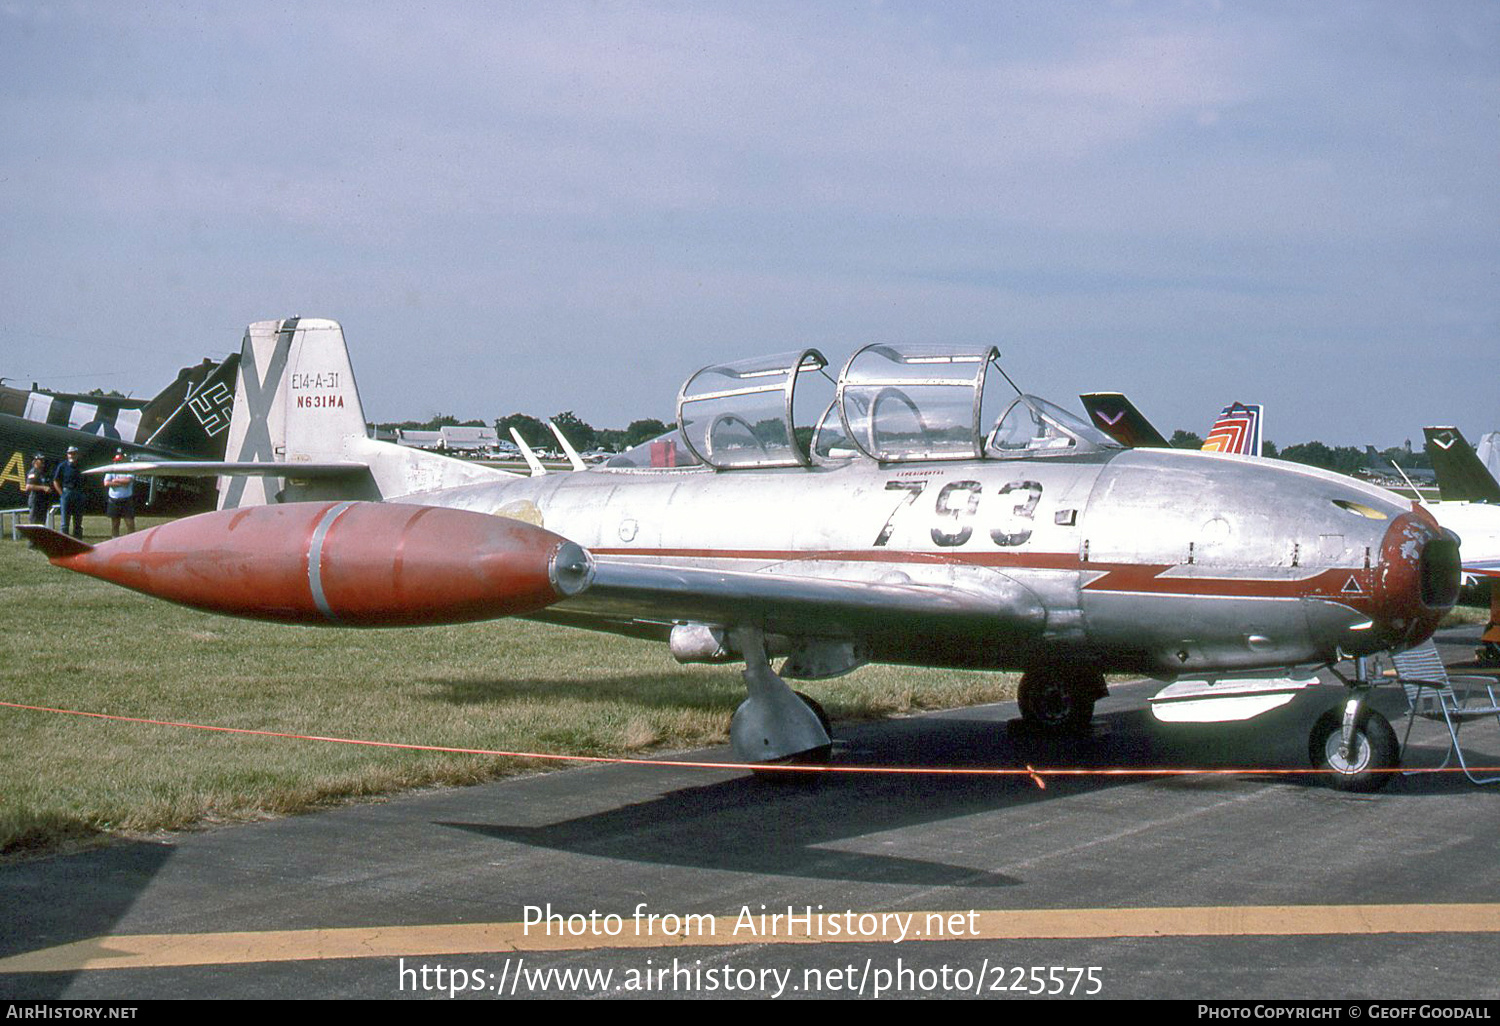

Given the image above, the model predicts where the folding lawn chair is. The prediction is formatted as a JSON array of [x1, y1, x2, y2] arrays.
[[1389, 640, 1500, 785]]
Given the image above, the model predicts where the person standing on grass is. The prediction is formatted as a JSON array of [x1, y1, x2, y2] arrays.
[[103, 449, 137, 538], [52, 446, 86, 540], [23, 453, 52, 525]]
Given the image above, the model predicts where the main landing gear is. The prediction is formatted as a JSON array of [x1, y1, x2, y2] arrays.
[[1015, 665, 1109, 733], [1311, 656, 1399, 792], [728, 627, 832, 765]]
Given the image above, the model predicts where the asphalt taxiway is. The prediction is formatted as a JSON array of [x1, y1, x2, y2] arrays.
[[2, 626, 1497, 1000]]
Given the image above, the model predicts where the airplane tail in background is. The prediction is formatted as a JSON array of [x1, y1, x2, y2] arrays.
[[214, 318, 513, 509], [1080, 394, 1262, 457], [140, 353, 240, 458], [1201, 403, 1262, 458], [1423, 426, 1500, 504], [1078, 393, 1172, 449], [1477, 432, 1500, 485]]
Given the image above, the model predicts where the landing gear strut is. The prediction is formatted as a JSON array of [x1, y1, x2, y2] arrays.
[[728, 627, 832, 764], [1314, 656, 1399, 792], [1016, 665, 1107, 733]]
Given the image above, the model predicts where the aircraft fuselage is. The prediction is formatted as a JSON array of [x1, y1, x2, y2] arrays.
[[416, 446, 1451, 677]]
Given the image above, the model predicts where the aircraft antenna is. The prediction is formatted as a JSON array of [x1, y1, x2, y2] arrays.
[[1390, 460, 1424, 503], [993, 362, 1025, 398]]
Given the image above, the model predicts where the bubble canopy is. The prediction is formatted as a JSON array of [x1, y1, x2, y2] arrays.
[[834, 343, 1000, 462], [666, 343, 1119, 470], [676, 350, 829, 469]]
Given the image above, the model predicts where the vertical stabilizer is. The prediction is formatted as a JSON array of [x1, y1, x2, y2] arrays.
[[219, 318, 513, 509], [1475, 432, 1500, 488], [1078, 393, 1172, 448], [1201, 402, 1263, 457], [141, 354, 240, 457], [1424, 426, 1500, 504]]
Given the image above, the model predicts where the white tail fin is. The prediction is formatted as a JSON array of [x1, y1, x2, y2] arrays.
[[510, 427, 547, 477], [219, 318, 513, 508]]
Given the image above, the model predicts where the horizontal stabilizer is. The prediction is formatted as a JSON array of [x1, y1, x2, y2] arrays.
[[84, 460, 368, 479], [16, 525, 94, 560]]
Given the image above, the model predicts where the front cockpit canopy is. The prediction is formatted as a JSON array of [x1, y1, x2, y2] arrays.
[[986, 394, 1121, 458]]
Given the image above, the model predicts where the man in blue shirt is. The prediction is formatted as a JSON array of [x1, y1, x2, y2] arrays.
[[52, 446, 86, 539]]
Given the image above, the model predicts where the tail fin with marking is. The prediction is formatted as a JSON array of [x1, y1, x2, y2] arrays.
[[1078, 393, 1171, 448], [1424, 426, 1500, 504], [213, 317, 515, 508], [1201, 402, 1263, 457]]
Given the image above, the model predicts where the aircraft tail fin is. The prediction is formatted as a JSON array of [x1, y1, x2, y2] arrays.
[[1424, 426, 1500, 503], [1078, 393, 1172, 448], [1476, 432, 1500, 485], [138, 354, 240, 458], [1201, 402, 1263, 457], [214, 317, 515, 509]]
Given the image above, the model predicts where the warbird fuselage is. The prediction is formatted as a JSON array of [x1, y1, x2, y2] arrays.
[[23, 319, 1460, 790]]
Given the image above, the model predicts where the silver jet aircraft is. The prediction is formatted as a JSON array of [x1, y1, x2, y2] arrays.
[[23, 319, 1461, 791]]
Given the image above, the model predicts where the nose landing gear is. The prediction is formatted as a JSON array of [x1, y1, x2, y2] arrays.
[[1313, 656, 1399, 792]]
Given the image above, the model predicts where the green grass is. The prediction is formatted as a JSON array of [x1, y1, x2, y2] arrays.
[[0, 521, 1017, 857]]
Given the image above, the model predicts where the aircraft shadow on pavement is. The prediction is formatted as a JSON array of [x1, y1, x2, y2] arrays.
[[0, 839, 176, 998], [439, 684, 1489, 885]]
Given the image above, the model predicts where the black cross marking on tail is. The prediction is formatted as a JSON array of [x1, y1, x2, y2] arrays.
[[223, 318, 298, 508]]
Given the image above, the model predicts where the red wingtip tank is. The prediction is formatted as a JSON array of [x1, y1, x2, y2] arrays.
[[21, 502, 592, 627]]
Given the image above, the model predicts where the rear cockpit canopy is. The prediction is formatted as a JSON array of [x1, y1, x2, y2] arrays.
[[676, 350, 829, 469], [607, 343, 1120, 472]]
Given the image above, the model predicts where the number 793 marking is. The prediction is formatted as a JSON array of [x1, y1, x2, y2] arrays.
[[873, 479, 1043, 548]]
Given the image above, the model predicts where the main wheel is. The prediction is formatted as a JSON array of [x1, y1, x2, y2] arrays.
[[1016, 667, 1104, 732], [1308, 707, 1399, 792], [747, 691, 832, 782], [793, 690, 832, 737]]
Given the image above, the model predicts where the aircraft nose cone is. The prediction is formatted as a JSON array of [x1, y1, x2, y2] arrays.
[[1371, 507, 1460, 650]]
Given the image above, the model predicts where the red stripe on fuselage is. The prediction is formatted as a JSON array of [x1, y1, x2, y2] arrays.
[[588, 547, 1372, 605]]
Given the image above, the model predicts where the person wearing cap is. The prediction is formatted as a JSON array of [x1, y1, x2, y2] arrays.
[[22, 453, 52, 525], [103, 450, 137, 538], [52, 446, 86, 539]]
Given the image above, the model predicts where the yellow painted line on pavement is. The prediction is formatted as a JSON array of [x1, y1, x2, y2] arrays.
[[3, 903, 1498, 973]]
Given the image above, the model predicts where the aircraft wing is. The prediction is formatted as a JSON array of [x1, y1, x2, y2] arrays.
[[560, 557, 1044, 639]]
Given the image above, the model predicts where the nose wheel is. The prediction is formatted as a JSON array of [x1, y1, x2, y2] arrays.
[[1309, 704, 1398, 792], [1310, 655, 1399, 792]]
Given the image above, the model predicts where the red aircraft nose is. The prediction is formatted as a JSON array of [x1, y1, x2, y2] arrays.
[[1370, 506, 1460, 650], [28, 501, 591, 627]]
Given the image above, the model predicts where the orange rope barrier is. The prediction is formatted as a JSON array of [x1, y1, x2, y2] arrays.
[[4, 700, 1492, 788]]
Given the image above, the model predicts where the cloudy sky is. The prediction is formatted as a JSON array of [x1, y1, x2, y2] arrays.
[[2, 1, 1495, 447]]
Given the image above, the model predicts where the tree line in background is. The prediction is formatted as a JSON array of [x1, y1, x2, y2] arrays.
[[1168, 431, 1430, 475], [379, 411, 1435, 474], [374, 412, 669, 453]]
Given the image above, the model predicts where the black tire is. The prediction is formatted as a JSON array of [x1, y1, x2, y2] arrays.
[[1017, 667, 1102, 732], [1308, 707, 1399, 792], [793, 691, 833, 737]]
